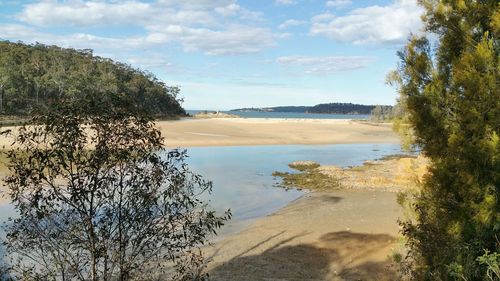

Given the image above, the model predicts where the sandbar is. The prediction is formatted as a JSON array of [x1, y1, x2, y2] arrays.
[[158, 118, 399, 147]]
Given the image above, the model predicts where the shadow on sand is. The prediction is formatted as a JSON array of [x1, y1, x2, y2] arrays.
[[209, 230, 398, 281]]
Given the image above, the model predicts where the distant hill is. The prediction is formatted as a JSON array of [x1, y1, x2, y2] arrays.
[[231, 103, 388, 115], [0, 41, 186, 117]]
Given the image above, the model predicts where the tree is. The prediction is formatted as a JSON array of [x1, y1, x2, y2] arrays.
[[370, 105, 394, 122], [2, 94, 230, 280], [392, 1, 499, 280], [0, 41, 186, 118]]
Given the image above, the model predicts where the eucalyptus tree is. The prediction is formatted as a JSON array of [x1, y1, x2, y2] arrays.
[[392, 1, 499, 280], [2, 94, 229, 280], [0, 41, 186, 117]]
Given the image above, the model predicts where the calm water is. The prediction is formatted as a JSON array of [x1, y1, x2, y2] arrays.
[[0, 144, 403, 238], [186, 110, 370, 120], [183, 143, 403, 234]]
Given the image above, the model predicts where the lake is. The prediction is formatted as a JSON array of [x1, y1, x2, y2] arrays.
[[186, 110, 370, 120]]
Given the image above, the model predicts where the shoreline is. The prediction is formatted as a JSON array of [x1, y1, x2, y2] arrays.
[[205, 156, 426, 280]]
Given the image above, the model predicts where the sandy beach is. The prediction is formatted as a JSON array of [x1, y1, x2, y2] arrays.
[[0, 118, 398, 149], [157, 118, 398, 147]]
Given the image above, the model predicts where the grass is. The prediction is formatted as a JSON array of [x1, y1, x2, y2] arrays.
[[273, 161, 339, 191], [378, 154, 417, 161], [288, 161, 320, 172]]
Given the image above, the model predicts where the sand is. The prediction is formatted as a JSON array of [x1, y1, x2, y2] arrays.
[[205, 157, 427, 280], [206, 191, 402, 281], [157, 118, 398, 147], [0, 118, 398, 148]]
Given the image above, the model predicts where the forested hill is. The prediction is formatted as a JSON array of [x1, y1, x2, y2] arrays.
[[232, 103, 383, 115], [0, 41, 186, 117]]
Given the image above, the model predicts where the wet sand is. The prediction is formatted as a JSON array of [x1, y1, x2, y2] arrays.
[[206, 191, 402, 281], [205, 157, 427, 280]]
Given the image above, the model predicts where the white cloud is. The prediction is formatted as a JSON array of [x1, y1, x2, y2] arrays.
[[214, 3, 241, 16], [18, 1, 153, 26], [311, 13, 336, 22], [0, 24, 38, 39], [150, 25, 276, 55], [7, 0, 276, 56], [0, 24, 165, 50], [275, 0, 297, 6], [278, 19, 307, 30], [326, 0, 351, 8], [276, 55, 374, 75], [311, 0, 423, 44]]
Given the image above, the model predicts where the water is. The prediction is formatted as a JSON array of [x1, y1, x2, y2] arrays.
[[183, 143, 403, 234], [186, 110, 370, 120], [0, 144, 403, 237]]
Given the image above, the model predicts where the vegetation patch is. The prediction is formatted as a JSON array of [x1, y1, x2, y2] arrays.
[[377, 154, 416, 161], [288, 160, 320, 171], [347, 162, 377, 172], [273, 161, 339, 191]]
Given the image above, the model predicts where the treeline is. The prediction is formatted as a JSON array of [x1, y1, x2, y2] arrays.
[[0, 41, 186, 117], [307, 103, 377, 114], [270, 106, 310, 113], [232, 103, 388, 115]]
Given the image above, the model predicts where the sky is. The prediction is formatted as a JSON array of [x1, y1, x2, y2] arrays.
[[0, 0, 424, 110]]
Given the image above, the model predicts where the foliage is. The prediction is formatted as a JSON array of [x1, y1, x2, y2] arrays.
[[307, 103, 379, 114], [369, 105, 395, 122], [392, 1, 500, 280], [476, 250, 500, 281], [0, 41, 185, 117], [1, 95, 229, 280], [386, 71, 416, 150]]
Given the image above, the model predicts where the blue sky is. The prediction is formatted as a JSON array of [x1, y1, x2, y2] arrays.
[[0, 0, 424, 110]]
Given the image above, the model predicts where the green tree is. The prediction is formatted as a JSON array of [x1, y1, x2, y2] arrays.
[[0, 41, 186, 118], [392, 1, 499, 280], [2, 94, 229, 280]]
